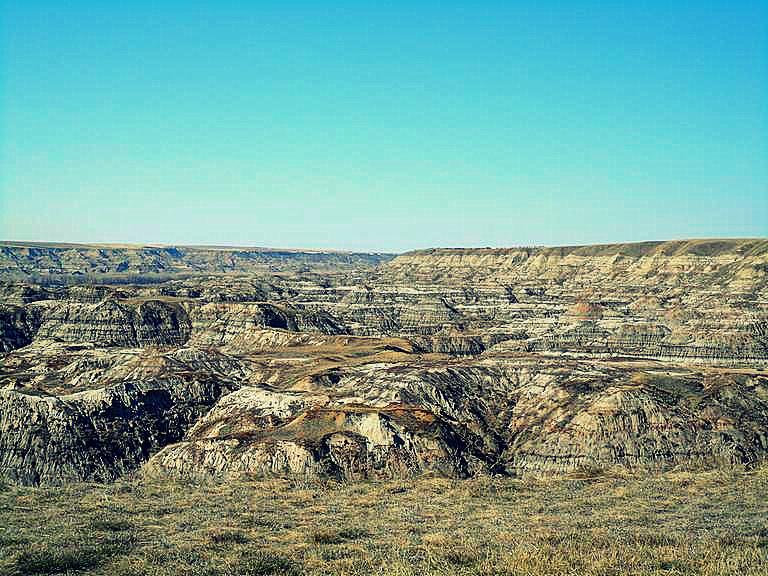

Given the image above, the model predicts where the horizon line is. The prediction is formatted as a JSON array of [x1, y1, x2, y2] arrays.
[[1, 236, 766, 255]]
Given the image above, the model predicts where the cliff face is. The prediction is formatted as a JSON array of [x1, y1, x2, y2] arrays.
[[0, 376, 236, 484], [1, 239, 767, 484], [385, 240, 768, 288], [29, 300, 192, 347], [372, 239, 768, 364]]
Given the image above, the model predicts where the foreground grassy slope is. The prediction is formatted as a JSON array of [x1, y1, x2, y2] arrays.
[[1, 467, 767, 576]]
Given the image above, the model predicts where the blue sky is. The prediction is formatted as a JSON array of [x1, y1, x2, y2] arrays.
[[1, 1, 766, 251]]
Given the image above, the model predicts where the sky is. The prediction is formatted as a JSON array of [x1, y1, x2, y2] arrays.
[[1, 1, 766, 252]]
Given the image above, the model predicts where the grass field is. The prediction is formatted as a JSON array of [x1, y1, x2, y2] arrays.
[[1, 466, 767, 576]]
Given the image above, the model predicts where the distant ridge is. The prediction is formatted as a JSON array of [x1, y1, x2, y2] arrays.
[[403, 238, 768, 258], [0, 241, 395, 278], [2, 238, 767, 280], [0, 240, 391, 255]]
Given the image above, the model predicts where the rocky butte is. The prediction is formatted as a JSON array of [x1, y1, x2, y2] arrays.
[[0, 239, 766, 485]]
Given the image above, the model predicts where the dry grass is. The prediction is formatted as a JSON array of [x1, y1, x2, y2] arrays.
[[1, 466, 767, 575]]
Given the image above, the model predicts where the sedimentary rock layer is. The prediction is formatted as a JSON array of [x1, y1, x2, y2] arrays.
[[1, 238, 767, 484], [0, 375, 236, 484]]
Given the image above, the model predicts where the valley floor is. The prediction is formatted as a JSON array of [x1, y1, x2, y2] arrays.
[[1, 466, 767, 576]]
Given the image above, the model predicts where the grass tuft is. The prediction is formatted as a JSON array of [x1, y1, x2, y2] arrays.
[[15, 546, 109, 575], [90, 518, 134, 532], [231, 550, 302, 576], [311, 527, 371, 544], [441, 545, 481, 567], [210, 529, 250, 545]]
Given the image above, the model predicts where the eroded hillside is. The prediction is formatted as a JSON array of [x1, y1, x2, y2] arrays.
[[1, 239, 766, 484]]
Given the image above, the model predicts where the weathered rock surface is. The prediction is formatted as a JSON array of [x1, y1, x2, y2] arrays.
[[0, 375, 236, 484], [146, 387, 474, 480], [1, 239, 767, 484], [0, 305, 41, 352], [371, 239, 768, 364], [187, 302, 349, 350], [29, 300, 193, 348], [146, 358, 768, 479]]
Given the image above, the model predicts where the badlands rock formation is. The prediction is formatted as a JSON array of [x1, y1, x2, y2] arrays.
[[0, 239, 766, 484], [0, 242, 391, 277]]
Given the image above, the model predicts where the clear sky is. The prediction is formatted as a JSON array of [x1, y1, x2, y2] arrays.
[[1, 1, 766, 252]]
